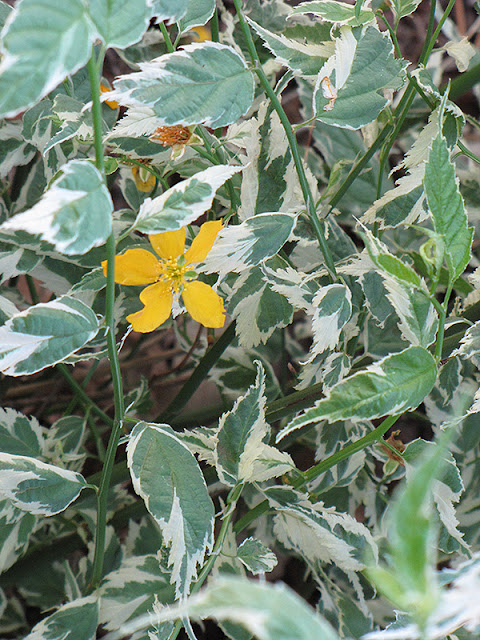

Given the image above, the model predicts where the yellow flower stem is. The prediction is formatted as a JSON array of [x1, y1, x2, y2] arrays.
[[87, 49, 125, 591]]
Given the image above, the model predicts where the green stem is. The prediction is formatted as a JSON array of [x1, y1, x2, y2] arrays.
[[296, 414, 399, 490], [160, 320, 237, 421], [235, 415, 400, 532], [232, 0, 337, 281], [421, 0, 456, 66], [86, 50, 125, 590], [57, 363, 114, 429], [159, 22, 175, 53], [434, 282, 453, 362]]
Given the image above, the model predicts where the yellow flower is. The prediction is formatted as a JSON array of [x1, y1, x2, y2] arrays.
[[102, 221, 225, 333], [100, 82, 119, 109], [131, 165, 156, 192]]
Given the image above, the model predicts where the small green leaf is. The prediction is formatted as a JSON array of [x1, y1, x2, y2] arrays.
[[0, 296, 100, 376], [237, 538, 278, 575], [277, 346, 437, 440], [127, 422, 215, 597], [134, 165, 242, 234], [424, 134, 473, 282], [0, 453, 87, 515], [1, 160, 113, 256], [110, 42, 255, 128], [87, 0, 151, 49], [0, 0, 94, 118]]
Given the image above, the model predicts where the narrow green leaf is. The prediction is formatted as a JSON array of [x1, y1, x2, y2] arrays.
[[110, 42, 255, 128], [0, 0, 94, 118], [23, 596, 98, 640], [87, 0, 151, 49], [424, 134, 473, 282], [0, 453, 87, 515], [277, 346, 437, 440], [127, 422, 215, 597], [202, 213, 296, 280], [0, 296, 100, 376], [1, 160, 113, 256], [361, 227, 422, 287], [134, 165, 242, 234]]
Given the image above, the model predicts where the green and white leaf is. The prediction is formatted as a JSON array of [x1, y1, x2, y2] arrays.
[[277, 346, 438, 441], [87, 0, 151, 49], [0, 453, 87, 515], [382, 277, 438, 348], [237, 538, 278, 575], [127, 422, 215, 597], [1, 160, 113, 256], [43, 95, 94, 154], [0, 0, 95, 118], [43, 416, 86, 473], [290, 1, 375, 25], [0, 120, 35, 178], [265, 486, 378, 573], [23, 596, 98, 640], [227, 260, 294, 349], [313, 26, 407, 129], [424, 133, 473, 282], [151, 0, 187, 23], [215, 362, 294, 486], [0, 498, 38, 573], [0, 295, 100, 377], [296, 351, 352, 392], [262, 262, 321, 312], [177, 0, 215, 33], [201, 213, 296, 280], [389, 0, 423, 20], [133, 164, 243, 234], [247, 18, 332, 76], [307, 284, 352, 362], [109, 42, 255, 128], [0, 407, 46, 457], [106, 576, 340, 640], [99, 554, 175, 632], [233, 102, 318, 221]]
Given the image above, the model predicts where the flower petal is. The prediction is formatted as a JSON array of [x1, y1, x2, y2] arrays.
[[127, 282, 173, 333], [102, 249, 161, 285], [150, 228, 186, 260], [182, 280, 225, 328], [185, 220, 223, 265], [132, 165, 156, 192]]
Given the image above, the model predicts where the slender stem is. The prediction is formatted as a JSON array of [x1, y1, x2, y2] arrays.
[[159, 22, 175, 53], [434, 283, 453, 362], [232, 0, 337, 281], [418, 0, 437, 65], [160, 320, 237, 421], [86, 50, 125, 590], [234, 415, 400, 532], [57, 363, 114, 428], [421, 0, 456, 65]]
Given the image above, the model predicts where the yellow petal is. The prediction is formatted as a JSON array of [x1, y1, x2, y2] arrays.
[[132, 165, 156, 192], [100, 82, 119, 109], [102, 249, 161, 285], [150, 228, 186, 260], [127, 282, 173, 333], [184, 220, 223, 265], [182, 280, 225, 328]]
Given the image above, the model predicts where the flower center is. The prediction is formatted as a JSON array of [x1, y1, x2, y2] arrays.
[[159, 257, 190, 293], [150, 125, 192, 147]]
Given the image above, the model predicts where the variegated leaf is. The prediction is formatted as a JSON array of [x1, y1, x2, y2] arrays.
[[23, 596, 98, 640], [0, 407, 46, 457], [1, 159, 113, 256], [0, 453, 87, 515], [215, 362, 294, 486], [0, 498, 38, 573], [237, 538, 278, 575], [133, 165, 243, 234], [307, 284, 352, 361], [127, 422, 215, 597], [201, 213, 296, 280], [0, 296, 100, 376]]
